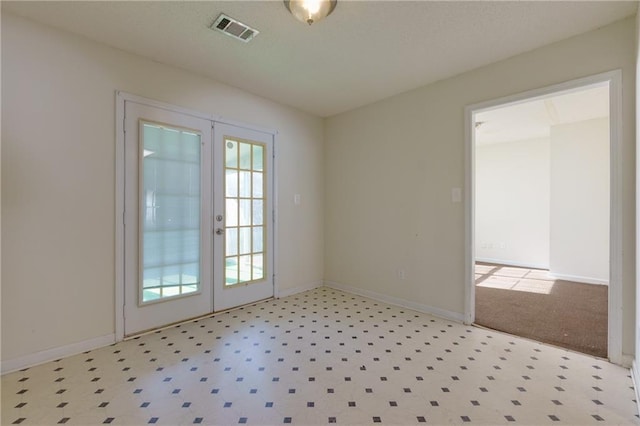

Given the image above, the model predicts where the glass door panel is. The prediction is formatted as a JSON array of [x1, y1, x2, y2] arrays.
[[123, 101, 212, 336], [124, 104, 273, 334], [223, 139, 266, 286], [213, 123, 273, 312], [140, 122, 201, 303]]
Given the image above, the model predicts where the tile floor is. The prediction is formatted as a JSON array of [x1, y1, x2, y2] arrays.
[[2, 287, 638, 425]]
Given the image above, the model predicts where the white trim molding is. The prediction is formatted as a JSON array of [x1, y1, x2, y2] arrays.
[[464, 70, 624, 365], [464, 102, 475, 325], [1, 334, 115, 375], [324, 281, 465, 323], [475, 258, 548, 271], [475, 258, 609, 285], [631, 361, 640, 416], [547, 273, 608, 286]]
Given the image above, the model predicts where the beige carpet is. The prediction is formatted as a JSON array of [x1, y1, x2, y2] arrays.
[[474, 263, 608, 358]]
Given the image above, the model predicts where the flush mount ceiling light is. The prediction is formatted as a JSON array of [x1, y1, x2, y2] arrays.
[[284, 0, 337, 25]]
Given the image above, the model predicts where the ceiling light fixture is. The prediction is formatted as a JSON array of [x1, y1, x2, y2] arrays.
[[284, 0, 337, 25]]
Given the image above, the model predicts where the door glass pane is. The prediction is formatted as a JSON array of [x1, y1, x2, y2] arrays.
[[239, 171, 251, 198], [226, 199, 238, 227], [239, 143, 251, 170], [226, 227, 238, 256], [239, 199, 251, 226], [239, 227, 251, 255], [226, 257, 238, 285], [141, 122, 201, 303], [253, 227, 263, 253], [225, 140, 238, 168], [252, 254, 264, 280], [225, 170, 238, 197], [252, 172, 263, 198], [223, 137, 267, 287], [253, 145, 264, 171], [239, 255, 252, 282], [252, 200, 263, 226]]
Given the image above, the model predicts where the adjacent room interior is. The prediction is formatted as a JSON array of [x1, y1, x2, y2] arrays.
[[2, 1, 640, 425], [473, 84, 610, 358]]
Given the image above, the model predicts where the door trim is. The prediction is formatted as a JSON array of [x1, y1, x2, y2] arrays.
[[463, 70, 623, 365], [115, 91, 278, 342]]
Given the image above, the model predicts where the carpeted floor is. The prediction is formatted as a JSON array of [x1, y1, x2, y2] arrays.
[[474, 263, 608, 358]]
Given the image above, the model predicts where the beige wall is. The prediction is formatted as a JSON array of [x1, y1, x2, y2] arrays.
[[550, 118, 610, 284], [1, 13, 324, 362], [476, 137, 551, 269], [2, 11, 638, 366], [326, 17, 636, 356], [477, 118, 610, 283]]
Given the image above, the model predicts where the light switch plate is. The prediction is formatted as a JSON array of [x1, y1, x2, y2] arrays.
[[451, 187, 462, 203]]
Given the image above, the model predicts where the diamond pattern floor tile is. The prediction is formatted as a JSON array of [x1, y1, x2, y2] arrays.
[[2, 287, 638, 425]]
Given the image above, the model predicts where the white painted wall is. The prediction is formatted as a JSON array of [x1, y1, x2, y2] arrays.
[[550, 117, 610, 284], [476, 117, 610, 285], [1, 13, 325, 363], [325, 17, 636, 357], [475, 138, 550, 269]]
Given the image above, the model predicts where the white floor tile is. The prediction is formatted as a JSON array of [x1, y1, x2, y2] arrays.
[[2, 287, 638, 425]]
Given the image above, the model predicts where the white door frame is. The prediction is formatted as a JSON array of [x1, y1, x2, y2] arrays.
[[464, 70, 623, 365], [115, 91, 278, 342]]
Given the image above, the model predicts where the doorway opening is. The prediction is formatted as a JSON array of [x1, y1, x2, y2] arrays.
[[464, 71, 622, 363]]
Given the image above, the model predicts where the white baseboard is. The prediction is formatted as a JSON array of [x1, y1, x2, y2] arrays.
[[276, 280, 323, 299], [324, 280, 465, 323], [621, 354, 633, 368], [1, 334, 115, 375], [631, 360, 640, 416], [2, 282, 323, 376], [547, 272, 608, 286], [475, 257, 548, 270], [476, 258, 609, 286]]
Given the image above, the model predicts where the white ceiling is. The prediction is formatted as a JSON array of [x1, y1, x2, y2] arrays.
[[3, 1, 637, 117], [475, 84, 609, 145]]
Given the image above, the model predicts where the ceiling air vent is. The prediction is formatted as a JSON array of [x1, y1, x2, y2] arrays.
[[211, 13, 259, 43]]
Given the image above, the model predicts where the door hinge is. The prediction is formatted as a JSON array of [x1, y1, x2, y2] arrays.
[[123, 211, 126, 226]]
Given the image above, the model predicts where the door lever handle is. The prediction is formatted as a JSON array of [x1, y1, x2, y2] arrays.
[[215, 228, 225, 235]]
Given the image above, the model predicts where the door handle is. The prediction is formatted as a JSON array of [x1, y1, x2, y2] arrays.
[[215, 228, 225, 235]]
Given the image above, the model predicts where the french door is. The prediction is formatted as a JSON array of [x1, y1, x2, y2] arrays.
[[212, 123, 274, 311], [123, 100, 273, 336]]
